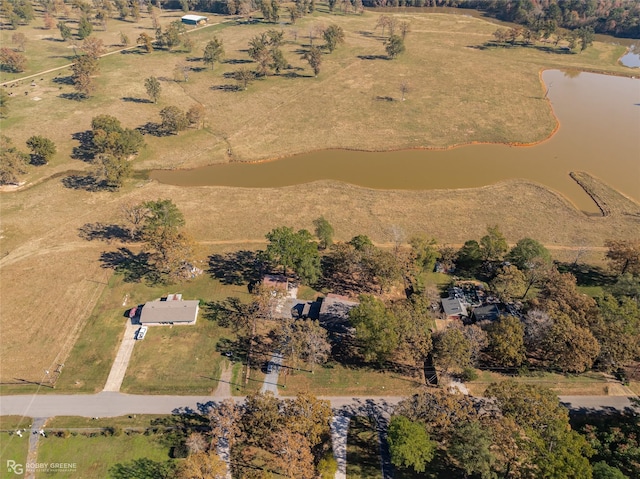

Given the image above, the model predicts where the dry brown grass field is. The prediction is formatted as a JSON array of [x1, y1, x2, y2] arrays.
[[0, 6, 638, 387]]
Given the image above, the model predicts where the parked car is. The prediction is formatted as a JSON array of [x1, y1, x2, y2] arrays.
[[136, 326, 148, 340]]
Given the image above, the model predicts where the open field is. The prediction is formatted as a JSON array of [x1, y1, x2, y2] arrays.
[[280, 361, 423, 397], [35, 432, 172, 478], [1, 7, 634, 174], [1, 7, 639, 389], [466, 369, 611, 397]]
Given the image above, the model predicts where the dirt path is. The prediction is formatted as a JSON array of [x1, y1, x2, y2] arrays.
[[212, 361, 233, 398]]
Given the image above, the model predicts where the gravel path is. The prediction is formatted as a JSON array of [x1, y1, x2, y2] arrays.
[[24, 417, 48, 479]]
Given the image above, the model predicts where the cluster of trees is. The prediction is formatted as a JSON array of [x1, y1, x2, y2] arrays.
[[0, 47, 27, 73], [492, 24, 595, 52], [288, 0, 316, 24], [0, 135, 57, 185], [1, 0, 35, 29], [390, 381, 616, 478], [109, 392, 336, 479], [120, 198, 196, 282], [87, 114, 145, 187], [375, 15, 409, 59], [361, 0, 640, 38]]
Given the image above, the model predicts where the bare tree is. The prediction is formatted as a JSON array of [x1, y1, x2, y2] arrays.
[[400, 80, 409, 101]]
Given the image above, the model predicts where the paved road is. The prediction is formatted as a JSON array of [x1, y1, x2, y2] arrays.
[[1, 393, 635, 419]]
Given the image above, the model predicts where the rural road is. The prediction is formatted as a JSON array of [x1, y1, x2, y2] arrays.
[[0, 393, 636, 418]]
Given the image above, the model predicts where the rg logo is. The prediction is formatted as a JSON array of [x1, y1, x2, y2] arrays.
[[7, 460, 24, 475]]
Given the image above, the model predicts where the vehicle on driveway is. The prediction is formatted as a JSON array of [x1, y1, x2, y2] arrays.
[[136, 326, 148, 340]]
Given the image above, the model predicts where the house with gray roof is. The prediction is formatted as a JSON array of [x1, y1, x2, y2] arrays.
[[139, 295, 199, 325], [441, 297, 467, 320]]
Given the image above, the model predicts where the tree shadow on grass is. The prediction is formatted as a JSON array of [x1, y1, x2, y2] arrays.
[[78, 222, 132, 242], [211, 84, 242, 92], [557, 262, 615, 287], [121, 96, 152, 103], [224, 58, 253, 65], [137, 122, 167, 137], [100, 248, 152, 283], [61, 174, 100, 191], [208, 250, 264, 286], [71, 130, 95, 161], [357, 54, 388, 60]]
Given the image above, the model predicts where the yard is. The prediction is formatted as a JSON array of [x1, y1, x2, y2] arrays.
[[279, 361, 424, 397], [35, 432, 173, 478], [466, 369, 611, 397]]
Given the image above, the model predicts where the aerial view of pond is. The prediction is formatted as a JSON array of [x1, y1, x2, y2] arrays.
[[151, 70, 640, 213]]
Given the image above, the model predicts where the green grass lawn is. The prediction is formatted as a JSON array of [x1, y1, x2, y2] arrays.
[[466, 369, 609, 396], [46, 415, 170, 430], [35, 433, 173, 478], [54, 272, 251, 394], [346, 415, 381, 479], [279, 361, 424, 397], [231, 358, 267, 396], [0, 432, 29, 475]]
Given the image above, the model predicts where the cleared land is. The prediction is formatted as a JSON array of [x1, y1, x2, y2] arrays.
[[1, 8, 639, 387], [35, 433, 171, 478]]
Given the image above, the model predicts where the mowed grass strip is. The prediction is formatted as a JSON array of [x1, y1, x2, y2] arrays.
[[465, 369, 610, 397], [46, 414, 170, 430], [35, 433, 172, 478], [346, 415, 382, 479], [279, 361, 423, 397]]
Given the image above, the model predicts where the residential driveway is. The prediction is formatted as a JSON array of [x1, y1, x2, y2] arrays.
[[102, 322, 139, 392], [260, 352, 283, 395]]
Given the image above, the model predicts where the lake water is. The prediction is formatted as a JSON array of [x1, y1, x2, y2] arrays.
[[619, 43, 640, 68], [151, 70, 640, 213]]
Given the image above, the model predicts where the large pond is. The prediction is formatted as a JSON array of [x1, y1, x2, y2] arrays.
[[151, 70, 640, 213]]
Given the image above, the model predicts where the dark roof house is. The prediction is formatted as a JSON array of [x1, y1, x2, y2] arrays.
[[319, 293, 359, 333], [472, 304, 501, 322], [441, 297, 467, 319]]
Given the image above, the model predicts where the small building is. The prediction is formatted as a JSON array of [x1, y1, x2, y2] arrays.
[[181, 14, 208, 25], [139, 295, 199, 325], [472, 304, 501, 322], [441, 297, 467, 320]]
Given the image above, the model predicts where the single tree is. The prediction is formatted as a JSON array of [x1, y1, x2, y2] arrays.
[[302, 46, 323, 76], [507, 237, 551, 270], [385, 35, 405, 59], [349, 294, 398, 364], [26, 136, 56, 165], [93, 153, 132, 188], [119, 31, 129, 46], [432, 327, 471, 374], [234, 67, 254, 90], [486, 315, 526, 368], [203, 37, 224, 70], [77, 16, 93, 39], [480, 224, 509, 263], [265, 226, 321, 284], [248, 34, 271, 76], [490, 264, 526, 302], [0, 136, 29, 185], [58, 21, 73, 41], [144, 76, 161, 103], [11, 32, 26, 52], [400, 80, 409, 101], [323, 24, 345, 53], [388, 415, 435, 473], [270, 47, 287, 74], [176, 451, 227, 479], [448, 420, 496, 479], [282, 392, 332, 447], [0, 48, 26, 73], [137, 32, 154, 52], [159, 106, 189, 134], [605, 239, 640, 276], [399, 20, 410, 40], [82, 37, 105, 59], [269, 429, 315, 479], [70, 54, 98, 99], [187, 103, 205, 129], [313, 216, 334, 249]]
